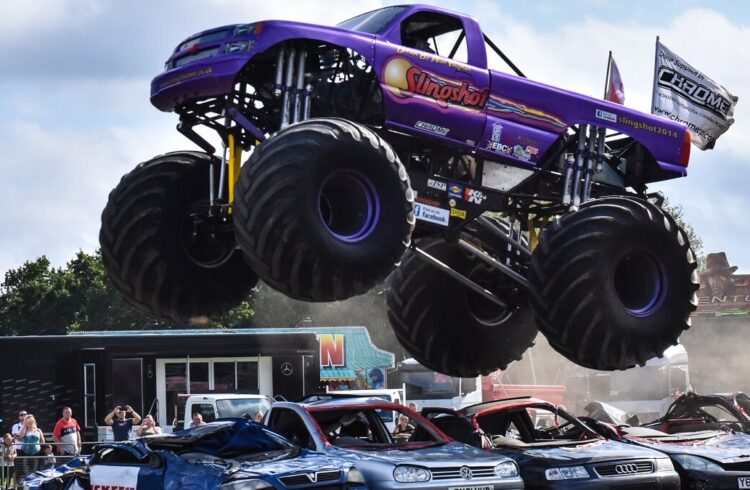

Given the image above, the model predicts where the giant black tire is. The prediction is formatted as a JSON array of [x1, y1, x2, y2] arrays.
[[529, 196, 699, 370], [234, 118, 414, 301], [100, 151, 258, 321], [387, 224, 538, 377]]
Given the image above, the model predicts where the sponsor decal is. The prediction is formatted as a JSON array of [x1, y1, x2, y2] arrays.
[[449, 198, 457, 207], [513, 145, 532, 161], [619, 115, 679, 139], [487, 141, 512, 155], [490, 122, 503, 143], [416, 195, 441, 207], [487, 95, 566, 130], [657, 66, 733, 118], [450, 207, 467, 219], [414, 203, 449, 226], [448, 182, 465, 199], [426, 178, 447, 191], [595, 108, 618, 123], [396, 46, 471, 72], [91, 466, 139, 490], [383, 57, 489, 109], [464, 188, 487, 204], [415, 120, 450, 136], [158, 66, 213, 89]]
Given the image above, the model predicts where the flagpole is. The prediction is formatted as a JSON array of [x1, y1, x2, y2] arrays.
[[650, 36, 660, 112], [603, 50, 612, 100]]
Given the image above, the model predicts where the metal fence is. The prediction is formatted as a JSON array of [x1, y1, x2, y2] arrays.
[[1, 441, 97, 490]]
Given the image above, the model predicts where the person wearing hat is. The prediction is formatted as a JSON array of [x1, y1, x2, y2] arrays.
[[700, 252, 739, 297]]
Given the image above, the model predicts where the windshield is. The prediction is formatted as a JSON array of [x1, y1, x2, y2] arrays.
[[311, 406, 445, 449], [337, 6, 407, 34], [476, 405, 600, 447], [216, 398, 271, 419]]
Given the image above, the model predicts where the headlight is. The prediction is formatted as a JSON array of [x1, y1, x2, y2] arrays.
[[655, 457, 675, 472], [545, 466, 590, 480], [494, 461, 519, 478], [671, 454, 724, 472], [233, 24, 256, 36], [220, 479, 274, 490], [225, 40, 256, 54], [347, 468, 366, 484], [393, 465, 431, 482]]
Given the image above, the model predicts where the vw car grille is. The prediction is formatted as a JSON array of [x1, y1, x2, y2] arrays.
[[595, 461, 654, 477], [430, 466, 497, 480]]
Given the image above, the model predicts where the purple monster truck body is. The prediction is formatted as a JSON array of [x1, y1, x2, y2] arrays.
[[100, 5, 699, 377]]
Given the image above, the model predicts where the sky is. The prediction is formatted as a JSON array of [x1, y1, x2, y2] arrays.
[[0, 0, 748, 277]]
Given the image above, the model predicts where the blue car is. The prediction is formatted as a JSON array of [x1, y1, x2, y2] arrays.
[[25, 419, 367, 489]]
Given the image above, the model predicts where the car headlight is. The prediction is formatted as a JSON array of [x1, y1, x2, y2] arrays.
[[233, 24, 256, 36], [655, 457, 675, 472], [545, 466, 590, 480], [225, 40, 256, 54], [671, 454, 724, 472], [220, 479, 274, 490], [347, 468, 366, 484], [393, 465, 432, 482], [494, 461, 519, 478]]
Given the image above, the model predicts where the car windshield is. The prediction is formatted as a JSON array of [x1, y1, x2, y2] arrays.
[[475, 404, 601, 447], [216, 398, 271, 419], [311, 406, 445, 449], [337, 6, 408, 34]]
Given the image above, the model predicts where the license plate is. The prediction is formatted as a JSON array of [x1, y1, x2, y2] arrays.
[[739, 477, 750, 489], [449, 486, 493, 490]]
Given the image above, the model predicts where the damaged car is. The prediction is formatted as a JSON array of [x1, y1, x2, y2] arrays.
[[24, 418, 367, 489], [423, 397, 680, 488], [642, 392, 750, 435]]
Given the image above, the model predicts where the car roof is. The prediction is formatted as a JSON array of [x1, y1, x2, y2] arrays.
[[460, 397, 552, 417], [298, 396, 403, 409]]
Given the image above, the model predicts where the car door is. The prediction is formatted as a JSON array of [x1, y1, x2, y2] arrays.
[[266, 407, 316, 450], [375, 8, 489, 149]]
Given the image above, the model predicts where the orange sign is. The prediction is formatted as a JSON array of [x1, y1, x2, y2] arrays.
[[320, 334, 346, 367]]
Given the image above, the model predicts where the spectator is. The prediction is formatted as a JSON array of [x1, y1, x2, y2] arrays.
[[190, 413, 205, 428], [392, 414, 415, 440], [41, 444, 56, 470], [135, 415, 162, 437], [408, 402, 419, 412], [16, 414, 44, 479], [105, 405, 142, 442], [1, 433, 16, 489], [11, 410, 26, 485], [53, 407, 82, 456], [254, 411, 264, 423]]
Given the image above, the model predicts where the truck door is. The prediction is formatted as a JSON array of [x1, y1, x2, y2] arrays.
[[375, 8, 489, 149]]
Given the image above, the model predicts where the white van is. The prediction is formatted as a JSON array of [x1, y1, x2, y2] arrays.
[[179, 393, 273, 430], [326, 388, 405, 431]]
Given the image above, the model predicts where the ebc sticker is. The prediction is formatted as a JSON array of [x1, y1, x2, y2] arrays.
[[414, 203, 449, 227], [90, 465, 139, 490]]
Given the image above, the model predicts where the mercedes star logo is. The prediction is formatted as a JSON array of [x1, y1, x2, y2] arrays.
[[280, 362, 293, 376], [614, 463, 639, 474], [459, 466, 473, 480]]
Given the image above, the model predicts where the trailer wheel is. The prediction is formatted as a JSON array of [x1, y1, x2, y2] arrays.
[[234, 118, 414, 301], [387, 223, 537, 377], [529, 196, 699, 370], [100, 151, 258, 321]]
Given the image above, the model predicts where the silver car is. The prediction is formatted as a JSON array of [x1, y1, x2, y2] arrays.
[[264, 395, 524, 489]]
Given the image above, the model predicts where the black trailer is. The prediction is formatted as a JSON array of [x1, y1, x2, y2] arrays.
[[0, 329, 320, 441]]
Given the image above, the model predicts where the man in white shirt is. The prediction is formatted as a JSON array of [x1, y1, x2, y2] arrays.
[[10, 410, 27, 453]]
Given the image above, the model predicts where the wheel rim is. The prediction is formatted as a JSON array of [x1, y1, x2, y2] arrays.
[[614, 249, 667, 317], [180, 201, 236, 268], [318, 170, 380, 243], [465, 263, 515, 326]]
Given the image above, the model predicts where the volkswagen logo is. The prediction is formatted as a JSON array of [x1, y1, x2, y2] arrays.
[[614, 463, 639, 474], [280, 362, 293, 376], [459, 466, 473, 480]]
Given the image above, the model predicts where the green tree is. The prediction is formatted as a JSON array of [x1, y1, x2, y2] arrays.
[[661, 197, 705, 270]]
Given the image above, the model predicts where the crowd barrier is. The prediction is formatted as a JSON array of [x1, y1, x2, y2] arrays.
[[1, 441, 99, 490]]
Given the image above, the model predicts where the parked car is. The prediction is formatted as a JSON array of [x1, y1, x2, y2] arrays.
[[715, 392, 750, 419], [641, 392, 750, 434], [583, 412, 750, 489], [421, 397, 679, 488], [264, 395, 525, 489], [24, 418, 367, 490]]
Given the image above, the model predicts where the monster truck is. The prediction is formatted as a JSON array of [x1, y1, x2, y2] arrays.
[[100, 5, 699, 377]]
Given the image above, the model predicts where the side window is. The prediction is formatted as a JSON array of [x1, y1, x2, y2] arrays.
[[192, 403, 216, 422], [400, 11, 468, 63], [268, 409, 314, 449]]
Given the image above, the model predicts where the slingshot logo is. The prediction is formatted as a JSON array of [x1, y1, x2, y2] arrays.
[[657, 66, 733, 118]]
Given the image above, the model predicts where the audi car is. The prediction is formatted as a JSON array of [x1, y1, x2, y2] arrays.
[[422, 397, 680, 488]]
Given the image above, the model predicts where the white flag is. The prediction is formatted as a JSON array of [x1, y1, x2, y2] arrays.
[[652, 38, 738, 150], [604, 52, 625, 105]]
